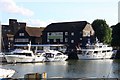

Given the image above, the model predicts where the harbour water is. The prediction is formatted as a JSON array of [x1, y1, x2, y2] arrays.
[[0, 59, 120, 79]]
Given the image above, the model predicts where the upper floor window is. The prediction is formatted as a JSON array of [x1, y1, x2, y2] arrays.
[[4, 30, 7, 32], [47, 39, 50, 42], [80, 43, 82, 45], [65, 38, 68, 42], [83, 31, 90, 37], [71, 32, 74, 36], [65, 32, 68, 35], [15, 38, 29, 42], [80, 32, 82, 34], [71, 40, 74, 43], [8, 30, 11, 32], [47, 33, 49, 36], [86, 33, 90, 37], [54, 39, 56, 42], [80, 38, 82, 40], [19, 33, 24, 36], [60, 39, 63, 42]]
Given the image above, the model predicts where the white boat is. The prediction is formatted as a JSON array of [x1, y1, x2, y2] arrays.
[[77, 38, 113, 60], [0, 52, 3, 57], [43, 49, 68, 62], [13, 44, 68, 62], [5, 49, 46, 63], [5, 42, 46, 63], [0, 68, 15, 78], [0, 52, 6, 62]]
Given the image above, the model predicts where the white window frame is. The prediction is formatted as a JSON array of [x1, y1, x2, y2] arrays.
[[80, 32, 82, 34], [47, 39, 50, 42], [86, 33, 90, 37], [54, 39, 56, 42], [71, 40, 74, 43], [60, 39, 63, 42], [19, 33, 24, 36], [71, 32, 74, 36], [47, 33, 49, 36], [15, 39, 29, 42], [65, 38, 68, 42], [65, 32, 68, 35], [80, 38, 82, 40]]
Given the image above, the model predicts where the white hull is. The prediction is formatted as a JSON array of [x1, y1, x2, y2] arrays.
[[46, 55, 68, 62], [0, 68, 15, 78], [33, 56, 46, 62], [5, 49, 46, 63], [78, 52, 113, 60], [44, 50, 68, 62], [77, 39, 114, 60], [5, 55, 34, 63], [78, 52, 113, 59], [5, 55, 45, 63]]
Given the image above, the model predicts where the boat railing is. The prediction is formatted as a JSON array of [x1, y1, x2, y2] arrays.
[[85, 42, 111, 49]]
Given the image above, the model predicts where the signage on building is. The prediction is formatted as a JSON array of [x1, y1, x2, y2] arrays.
[[47, 32, 63, 39]]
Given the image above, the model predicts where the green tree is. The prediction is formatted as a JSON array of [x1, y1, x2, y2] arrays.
[[111, 23, 120, 48], [92, 19, 112, 44]]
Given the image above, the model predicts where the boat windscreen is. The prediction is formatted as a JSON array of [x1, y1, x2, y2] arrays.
[[14, 53, 32, 56]]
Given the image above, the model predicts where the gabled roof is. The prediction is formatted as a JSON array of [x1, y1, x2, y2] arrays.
[[44, 21, 89, 32], [26, 27, 45, 37]]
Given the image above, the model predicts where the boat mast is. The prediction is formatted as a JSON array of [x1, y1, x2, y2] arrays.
[[28, 41, 31, 51]]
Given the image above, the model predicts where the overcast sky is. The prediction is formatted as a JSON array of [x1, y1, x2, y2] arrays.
[[0, 0, 119, 27]]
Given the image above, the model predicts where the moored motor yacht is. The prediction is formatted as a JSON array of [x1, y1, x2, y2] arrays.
[[9, 43, 68, 62], [77, 38, 113, 60], [43, 49, 68, 62], [5, 49, 46, 63]]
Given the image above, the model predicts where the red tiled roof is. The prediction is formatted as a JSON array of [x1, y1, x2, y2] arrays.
[[26, 27, 45, 37]]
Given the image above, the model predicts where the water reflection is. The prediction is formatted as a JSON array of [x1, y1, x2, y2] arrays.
[[1, 59, 120, 78], [1, 61, 68, 78], [112, 60, 120, 78], [66, 60, 114, 78]]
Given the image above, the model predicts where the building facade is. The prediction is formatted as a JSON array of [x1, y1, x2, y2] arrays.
[[1, 19, 95, 54], [42, 21, 95, 52], [14, 27, 45, 45], [2, 19, 26, 51]]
